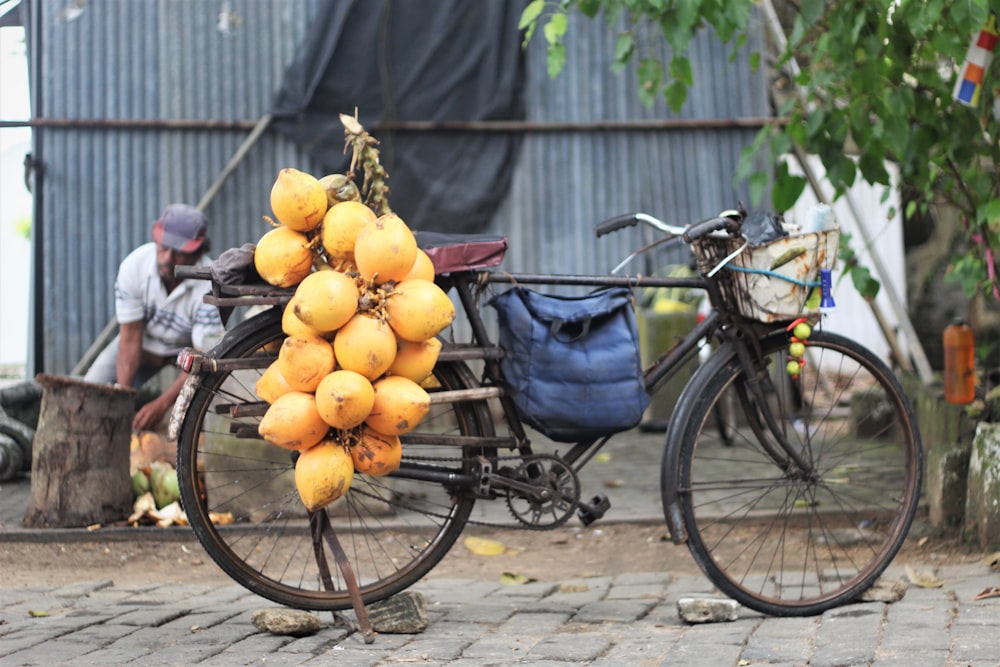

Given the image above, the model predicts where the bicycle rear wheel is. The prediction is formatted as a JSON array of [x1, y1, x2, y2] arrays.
[[672, 329, 922, 616], [176, 309, 494, 611]]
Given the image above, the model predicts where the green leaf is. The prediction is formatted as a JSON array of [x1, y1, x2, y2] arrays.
[[638, 58, 664, 108], [614, 32, 635, 65], [858, 152, 890, 186], [669, 56, 693, 86], [800, 0, 825, 24], [749, 171, 769, 207], [769, 132, 792, 161], [850, 265, 880, 301], [518, 0, 544, 30], [543, 13, 568, 44], [578, 0, 601, 18], [663, 80, 688, 114], [976, 198, 1000, 225], [772, 166, 807, 211], [547, 42, 566, 79]]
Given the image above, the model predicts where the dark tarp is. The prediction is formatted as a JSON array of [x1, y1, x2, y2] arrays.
[[271, 0, 527, 234]]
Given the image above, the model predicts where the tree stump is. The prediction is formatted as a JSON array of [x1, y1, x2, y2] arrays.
[[22, 374, 135, 528]]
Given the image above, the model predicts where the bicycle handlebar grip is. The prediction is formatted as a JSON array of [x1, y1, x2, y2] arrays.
[[594, 213, 639, 238], [682, 216, 739, 243]]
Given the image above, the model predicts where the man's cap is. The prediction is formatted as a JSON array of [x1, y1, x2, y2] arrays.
[[152, 204, 207, 253]]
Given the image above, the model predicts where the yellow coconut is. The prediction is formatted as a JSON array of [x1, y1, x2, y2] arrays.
[[351, 426, 402, 476], [320, 201, 377, 268], [365, 375, 430, 436], [333, 313, 397, 380], [387, 336, 441, 383], [281, 302, 333, 339], [354, 212, 418, 285], [402, 248, 436, 282], [255, 360, 295, 404], [253, 225, 314, 288], [317, 173, 361, 207], [277, 334, 336, 393], [315, 370, 375, 430], [290, 270, 359, 333], [270, 167, 328, 233], [258, 391, 330, 451], [294, 439, 354, 510], [385, 278, 456, 342]]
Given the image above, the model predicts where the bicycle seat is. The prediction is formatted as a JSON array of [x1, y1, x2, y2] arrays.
[[414, 231, 507, 274]]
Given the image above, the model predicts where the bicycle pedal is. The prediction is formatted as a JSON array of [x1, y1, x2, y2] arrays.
[[577, 494, 611, 526], [474, 456, 495, 499]]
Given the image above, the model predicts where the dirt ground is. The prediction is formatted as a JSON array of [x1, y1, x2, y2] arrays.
[[0, 518, 990, 591]]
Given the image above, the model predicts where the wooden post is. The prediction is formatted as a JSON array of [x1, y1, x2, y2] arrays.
[[22, 374, 135, 528]]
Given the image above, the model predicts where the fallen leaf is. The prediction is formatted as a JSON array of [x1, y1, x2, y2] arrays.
[[905, 565, 944, 588], [463, 536, 506, 556], [209, 511, 235, 525], [971, 586, 1000, 601], [981, 551, 1000, 571], [602, 479, 624, 488], [917, 536, 929, 547], [28, 610, 49, 618], [500, 572, 535, 586], [593, 452, 612, 464]]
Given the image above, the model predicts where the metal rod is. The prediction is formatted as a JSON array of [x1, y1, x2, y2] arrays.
[[197, 114, 273, 211], [486, 272, 708, 289], [427, 386, 502, 404], [1, 116, 783, 133]]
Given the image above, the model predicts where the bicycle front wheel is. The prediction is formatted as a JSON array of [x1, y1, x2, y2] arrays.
[[176, 310, 494, 611], [673, 329, 922, 616]]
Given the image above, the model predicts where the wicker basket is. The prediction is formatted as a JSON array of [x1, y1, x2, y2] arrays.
[[690, 227, 840, 323]]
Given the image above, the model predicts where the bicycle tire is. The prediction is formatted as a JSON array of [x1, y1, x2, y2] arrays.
[[176, 309, 495, 611], [672, 328, 922, 616]]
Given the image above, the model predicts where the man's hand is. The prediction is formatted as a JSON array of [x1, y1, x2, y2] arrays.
[[133, 395, 170, 432], [133, 369, 190, 432]]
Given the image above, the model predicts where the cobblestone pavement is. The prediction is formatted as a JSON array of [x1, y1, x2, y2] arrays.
[[1, 562, 998, 667], [3, 428, 999, 666]]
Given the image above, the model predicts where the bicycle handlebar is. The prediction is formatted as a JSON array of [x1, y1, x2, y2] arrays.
[[681, 216, 742, 243], [593, 213, 641, 237], [594, 212, 693, 239]]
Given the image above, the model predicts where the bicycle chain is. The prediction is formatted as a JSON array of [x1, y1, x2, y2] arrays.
[[351, 451, 581, 530]]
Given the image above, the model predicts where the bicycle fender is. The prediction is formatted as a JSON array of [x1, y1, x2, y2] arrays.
[[660, 329, 788, 544], [167, 307, 283, 440], [211, 307, 283, 356]]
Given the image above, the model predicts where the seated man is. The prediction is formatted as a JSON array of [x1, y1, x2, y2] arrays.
[[84, 204, 225, 431]]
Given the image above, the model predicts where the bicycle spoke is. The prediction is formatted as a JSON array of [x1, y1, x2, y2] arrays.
[[675, 329, 921, 616]]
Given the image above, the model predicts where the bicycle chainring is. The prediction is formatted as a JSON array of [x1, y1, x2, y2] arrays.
[[503, 454, 581, 529]]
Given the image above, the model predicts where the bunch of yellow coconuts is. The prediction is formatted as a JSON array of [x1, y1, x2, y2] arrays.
[[250, 167, 455, 512]]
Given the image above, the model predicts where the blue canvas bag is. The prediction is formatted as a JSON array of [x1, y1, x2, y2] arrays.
[[489, 286, 649, 442]]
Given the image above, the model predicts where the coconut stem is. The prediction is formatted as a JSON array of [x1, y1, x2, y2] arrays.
[[339, 112, 391, 216]]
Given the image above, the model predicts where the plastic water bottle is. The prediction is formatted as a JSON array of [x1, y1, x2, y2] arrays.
[[805, 204, 833, 234], [943, 320, 975, 404]]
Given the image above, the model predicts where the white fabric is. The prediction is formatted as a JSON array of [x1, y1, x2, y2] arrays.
[[114, 242, 224, 356]]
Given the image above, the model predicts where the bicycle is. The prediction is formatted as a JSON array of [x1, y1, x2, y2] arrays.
[[170, 207, 923, 618]]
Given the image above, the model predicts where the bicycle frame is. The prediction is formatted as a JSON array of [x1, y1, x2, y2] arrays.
[[427, 264, 800, 538]]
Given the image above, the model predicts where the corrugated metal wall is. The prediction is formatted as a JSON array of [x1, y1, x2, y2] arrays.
[[495, 10, 769, 281], [28, 0, 769, 374]]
